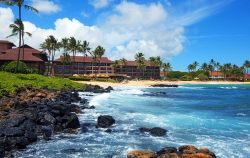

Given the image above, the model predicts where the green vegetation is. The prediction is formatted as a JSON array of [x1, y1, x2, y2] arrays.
[[0, 71, 85, 98], [1, 61, 38, 74], [68, 76, 91, 81]]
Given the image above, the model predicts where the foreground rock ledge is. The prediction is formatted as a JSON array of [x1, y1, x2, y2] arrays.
[[0, 86, 84, 157], [127, 145, 216, 158]]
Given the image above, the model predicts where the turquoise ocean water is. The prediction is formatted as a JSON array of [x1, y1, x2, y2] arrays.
[[15, 84, 250, 158]]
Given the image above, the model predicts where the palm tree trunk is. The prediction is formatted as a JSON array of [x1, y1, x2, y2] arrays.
[[16, 6, 22, 73]]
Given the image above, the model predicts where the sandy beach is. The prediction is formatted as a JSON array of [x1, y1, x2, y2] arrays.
[[76, 80, 250, 87]]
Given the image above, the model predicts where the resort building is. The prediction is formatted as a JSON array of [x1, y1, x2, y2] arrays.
[[113, 61, 160, 79], [0, 40, 48, 74], [54, 56, 160, 79], [54, 56, 113, 76], [209, 71, 224, 79]]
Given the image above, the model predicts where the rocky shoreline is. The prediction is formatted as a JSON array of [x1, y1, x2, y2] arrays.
[[0, 84, 216, 158], [0, 84, 113, 157]]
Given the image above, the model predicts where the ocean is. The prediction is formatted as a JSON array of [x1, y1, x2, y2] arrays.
[[15, 84, 250, 158]]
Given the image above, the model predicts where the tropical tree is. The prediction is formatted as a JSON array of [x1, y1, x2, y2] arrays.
[[162, 62, 172, 77], [40, 35, 59, 75], [81, 40, 91, 74], [120, 58, 127, 66], [0, 0, 38, 72], [92, 46, 105, 76], [135, 52, 146, 78], [61, 52, 71, 76], [193, 61, 199, 71], [187, 64, 195, 73], [67, 37, 82, 74], [7, 19, 32, 71], [243, 60, 250, 74]]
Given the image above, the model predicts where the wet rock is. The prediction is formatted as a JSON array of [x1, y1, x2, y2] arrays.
[[44, 113, 56, 125], [157, 147, 178, 155], [105, 86, 114, 92], [41, 126, 53, 140], [0, 145, 4, 158], [127, 150, 157, 158], [139, 127, 167, 137], [157, 153, 180, 158], [96, 115, 115, 128], [150, 127, 167, 137], [179, 145, 198, 154], [64, 113, 80, 129], [105, 129, 112, 133], [150, 84, 178, 88], [197, 148, 216, 158]]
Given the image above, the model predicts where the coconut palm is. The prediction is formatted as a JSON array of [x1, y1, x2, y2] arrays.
[[120, 58, 127, 66], [0, 0, 38, 72], [61, 52, 71, 76], [40, 35, 59, 75], [193, 61, 199, 71], [135, 52, 145, 78], [7, 19, 32, 70], [162, 62, 172, 77], [243, 60, 250, 74], [187, 64, 195, 72], [81, 40, 91, 74], [92, 46, 105, 76], [68, 37, 82, 74]]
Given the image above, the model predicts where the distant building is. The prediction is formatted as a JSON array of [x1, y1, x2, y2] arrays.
[[114, 61, 160, 79], [54, 56, 160, 79], [54, 56, 113, 76], [0, 40, 48, 74], [209, 71, 225, 79]]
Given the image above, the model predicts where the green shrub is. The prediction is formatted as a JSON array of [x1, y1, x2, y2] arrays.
[[167, 71, 188, 79], [68, 76, 91, 81], [1, 61, 38, 74], [181, 75, 192, 81], [197, 73, 209, 81]]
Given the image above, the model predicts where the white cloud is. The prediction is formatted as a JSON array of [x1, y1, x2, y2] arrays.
[[89, 0, 112, 9], [30, 0, 61, 14], [0, 0, 231, 61]]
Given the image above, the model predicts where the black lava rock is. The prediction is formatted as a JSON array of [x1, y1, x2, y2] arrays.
[[96, 115, 115, 128]]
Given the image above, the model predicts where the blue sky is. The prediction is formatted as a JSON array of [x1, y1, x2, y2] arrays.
[[0, 0, 249, 71]]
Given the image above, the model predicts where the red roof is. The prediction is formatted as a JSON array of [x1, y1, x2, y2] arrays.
[[0, 40, 15, 46], [56, 56, 113, 63], [244, 73, 250, 79], [0, 46, 46, 62], [209, 71, 224, 77]]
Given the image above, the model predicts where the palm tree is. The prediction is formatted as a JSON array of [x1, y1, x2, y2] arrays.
[[7, 19, 32, 70], [0, 0, 38, 72], [162, 62, 172, 78], [243, 60, 250, 74], [193, 61, 199, 71], [120, 58, 127, 66], [135, 52, 145, 79], [111, 60, 120, 74], [149, 57, 156, 78], [40, 35, 59, 75], [93, 46, 105, 76], [187, 64, 195, 72], [61, 52, 71, 76], [81, 41, 91, 75], [68, 37, 82, 74]]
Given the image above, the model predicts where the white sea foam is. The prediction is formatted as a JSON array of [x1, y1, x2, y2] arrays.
[[236, 113, 247, 116], [219, 86, 238, 89], [88, 93, 110, 107]]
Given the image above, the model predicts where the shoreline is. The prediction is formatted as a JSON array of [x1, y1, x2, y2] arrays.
[[76, 80, 250, 88]]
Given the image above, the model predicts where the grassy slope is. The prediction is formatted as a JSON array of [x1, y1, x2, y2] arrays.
[[0, 71, 85, 97]]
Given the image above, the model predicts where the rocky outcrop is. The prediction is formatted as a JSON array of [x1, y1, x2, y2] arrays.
[[150, 84, 178, 88], [96, 115, 115, 128], [84, 84, 114, 93], [139, 127, 167, 137], [0, 86, 83, 156], [127, 150, 157, 158], [127, 145, 216, 158]]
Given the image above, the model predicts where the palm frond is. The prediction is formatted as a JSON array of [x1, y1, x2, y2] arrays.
[[6, 32, 18, 38], [24, 5, 39, 13]]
